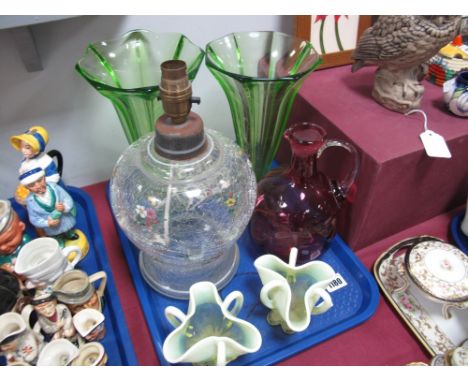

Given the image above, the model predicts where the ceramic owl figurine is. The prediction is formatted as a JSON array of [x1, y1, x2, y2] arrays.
[[352, 16, 462, 113]]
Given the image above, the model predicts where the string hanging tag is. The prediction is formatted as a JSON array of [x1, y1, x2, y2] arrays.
[[405, 109, 451, 159]]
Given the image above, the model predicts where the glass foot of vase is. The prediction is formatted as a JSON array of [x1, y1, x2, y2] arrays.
[[138, 244, 240, 299]]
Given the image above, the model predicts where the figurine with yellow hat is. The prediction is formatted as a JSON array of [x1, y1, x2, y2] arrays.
[[10, 126, 60, 205]]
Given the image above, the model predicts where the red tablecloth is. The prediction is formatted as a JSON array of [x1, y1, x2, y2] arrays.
[[83, 181, 462, 365]]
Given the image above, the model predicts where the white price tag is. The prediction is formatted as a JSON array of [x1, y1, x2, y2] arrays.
[[326, 273, 348, 293], [419, 130, 452, 158]]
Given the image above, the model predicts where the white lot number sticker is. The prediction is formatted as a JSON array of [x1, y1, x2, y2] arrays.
[[326, 273, 348, 293]]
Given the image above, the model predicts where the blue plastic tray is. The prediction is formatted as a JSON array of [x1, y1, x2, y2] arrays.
[[9, 186, 138, 366], [451, 211, 468, 254], [114, 218, 379, 365]]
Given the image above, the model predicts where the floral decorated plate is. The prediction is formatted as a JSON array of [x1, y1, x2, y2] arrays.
[[374, 236, 468, 357], [405, 241, 468, 303]]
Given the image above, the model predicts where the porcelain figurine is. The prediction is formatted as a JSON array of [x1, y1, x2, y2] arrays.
[[10, 126, 60, 205], [0, 312, 44, 365], [162, 281, 261, 366], [0, 199, 31, 273], [23, 289, 76, 342], [20, 165, 80, 244], [254, 247, 336, 334], [352, 16, 461, 113], [443, 70, 468, 117]]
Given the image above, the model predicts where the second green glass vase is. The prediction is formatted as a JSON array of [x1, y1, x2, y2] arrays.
[[76, 30, 204, 143], [206, 31, 321, 179]]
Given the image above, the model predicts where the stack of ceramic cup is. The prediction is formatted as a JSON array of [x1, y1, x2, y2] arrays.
[[0, 236, 109, 366]]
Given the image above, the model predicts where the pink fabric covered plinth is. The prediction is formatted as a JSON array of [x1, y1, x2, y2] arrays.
[[277, 65, 468, 250]]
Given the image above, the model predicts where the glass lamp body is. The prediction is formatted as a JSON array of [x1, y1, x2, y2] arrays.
[[110, 130, 256, 299]]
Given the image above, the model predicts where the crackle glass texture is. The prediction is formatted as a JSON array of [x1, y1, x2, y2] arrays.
[[109, 130, 256, 299]]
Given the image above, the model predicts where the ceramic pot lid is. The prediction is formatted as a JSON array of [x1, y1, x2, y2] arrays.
[[451, 345, 468, 366], [405, 241, 468, 303]]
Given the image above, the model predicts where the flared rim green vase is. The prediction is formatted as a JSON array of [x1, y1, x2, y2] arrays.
[[76, 30, 205, 143], [206, 31, 321, 179]]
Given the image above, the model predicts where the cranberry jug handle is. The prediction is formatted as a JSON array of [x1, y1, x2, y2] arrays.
[[317, 139, 360, 201]]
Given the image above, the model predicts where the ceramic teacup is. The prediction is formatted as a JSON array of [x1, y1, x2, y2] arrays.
[[53, 270, 107, 314], [36, 338, 79, 366], [163, 281, 262, 366], [71, 342, 107, 366], [15, 237, 82, 287], [73, 308, 106, 342], [254, 247, 336, 333]]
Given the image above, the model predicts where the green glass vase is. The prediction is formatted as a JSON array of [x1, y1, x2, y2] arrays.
[[206, 31, 321, 179], [76, 30, 204, 143]]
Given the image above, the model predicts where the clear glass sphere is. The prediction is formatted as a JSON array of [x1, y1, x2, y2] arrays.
[[110, 129, 256, 299]]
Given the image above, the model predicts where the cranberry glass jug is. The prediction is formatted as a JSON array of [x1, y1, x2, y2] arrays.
[[250, 123, 359, 263]]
